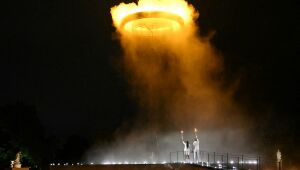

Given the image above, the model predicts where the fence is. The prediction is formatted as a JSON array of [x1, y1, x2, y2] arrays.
[[169, 150, 261, 170]]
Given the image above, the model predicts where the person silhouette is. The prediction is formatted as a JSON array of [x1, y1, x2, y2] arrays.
[[193, 128, 200, 163], [181, 131, 190, 161]]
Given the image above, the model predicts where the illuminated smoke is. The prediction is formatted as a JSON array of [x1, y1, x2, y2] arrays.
[[111, 0, 244, 130], [86, 0, 253, 163]]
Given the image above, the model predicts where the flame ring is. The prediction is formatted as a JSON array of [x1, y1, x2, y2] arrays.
[[120, 11, 184, 33]]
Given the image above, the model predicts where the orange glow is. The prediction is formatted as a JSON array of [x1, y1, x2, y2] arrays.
[[110, 0, 236, 131], [111, 0, 197, 35]]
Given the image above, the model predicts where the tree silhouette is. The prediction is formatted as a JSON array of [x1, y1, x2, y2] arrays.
[[0, 102, 57, 170]]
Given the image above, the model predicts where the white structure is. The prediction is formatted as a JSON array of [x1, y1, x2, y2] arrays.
[[11, 152, 22, 168], [277, 149, 282, 170]]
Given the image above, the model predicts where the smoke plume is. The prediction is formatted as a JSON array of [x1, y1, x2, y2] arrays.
[[86, 0, 256, 164], [113, 0, 246, 133]]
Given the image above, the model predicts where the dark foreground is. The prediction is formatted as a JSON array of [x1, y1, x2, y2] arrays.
[[50, 164, 215, 170]]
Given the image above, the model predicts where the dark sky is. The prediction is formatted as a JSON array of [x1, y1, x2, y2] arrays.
[[2, 0, 298, 143]]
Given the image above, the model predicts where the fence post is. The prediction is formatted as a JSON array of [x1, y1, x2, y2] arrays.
[[213, 152, 216, 164], [241, 155, 244, 169], [257, 156, 260, 170], [226, 153, 229, 168], [200, 151, 203, 166], [177, 151, 178, 163], [170, 152, 171, 163], [208, 152, 210, 166], [238, 156, 240, 169], [222, 155, 224, 168]]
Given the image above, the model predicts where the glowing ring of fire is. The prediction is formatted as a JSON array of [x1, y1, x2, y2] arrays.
[[120, 11, 184, 34]]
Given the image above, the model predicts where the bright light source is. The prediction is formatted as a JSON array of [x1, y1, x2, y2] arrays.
[[111, 0, 197, 36], [248, 160, 257, 164], [120, 11, 184, 36]]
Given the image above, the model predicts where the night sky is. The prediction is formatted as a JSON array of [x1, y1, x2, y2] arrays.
[[2, 0, 298, 164]]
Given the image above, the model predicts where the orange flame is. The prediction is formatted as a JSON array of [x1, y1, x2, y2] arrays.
[[111, 0, 198, 34]]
